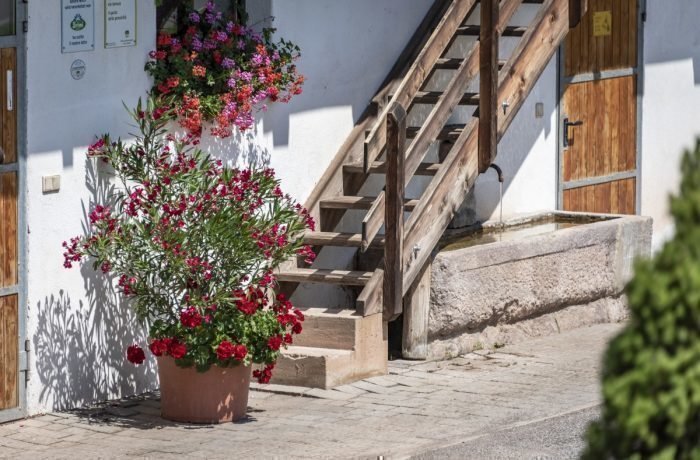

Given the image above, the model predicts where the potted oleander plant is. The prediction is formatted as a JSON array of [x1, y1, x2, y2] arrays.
[[63, 99, 316, 423]]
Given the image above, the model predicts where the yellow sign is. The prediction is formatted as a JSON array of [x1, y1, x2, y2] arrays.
[[593, 11, 612, 37]]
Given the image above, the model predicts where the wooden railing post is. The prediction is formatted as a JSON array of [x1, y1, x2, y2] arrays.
[[478, 0, 499, 173], [383, 103, 407, 322]]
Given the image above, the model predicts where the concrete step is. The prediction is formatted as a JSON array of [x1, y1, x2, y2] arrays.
[[272, 313, 387, 389]]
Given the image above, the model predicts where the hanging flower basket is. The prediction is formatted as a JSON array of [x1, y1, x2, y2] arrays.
[[146, 1, 304, 138]]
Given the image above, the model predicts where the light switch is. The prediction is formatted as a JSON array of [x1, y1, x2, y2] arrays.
[[535, 102, 544, 119], [42, 175, 61, 194]]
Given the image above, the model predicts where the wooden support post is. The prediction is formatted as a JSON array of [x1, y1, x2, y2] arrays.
[[569, 0, 589, 29], [402, 260, 431, 360], [383, 103, 407, 322], [478, 0, 499, 173]]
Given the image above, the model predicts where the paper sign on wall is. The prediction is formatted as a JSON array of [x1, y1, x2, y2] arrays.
[[593, 11, 612, 37], [105, 0, 137, 48], [62, 0, 95, 53]]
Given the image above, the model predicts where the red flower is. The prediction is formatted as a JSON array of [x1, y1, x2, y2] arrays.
[[292, 322, 303, 335], [180, 306, 203, 328], [236, 298, 258, 315], [268, 335, 283, 351], [253, 364, 275, 384], [168, 339, 187, 359], [126, 345, 146, 364], [216, 341, 248, 361], [149, 338, 171, 357]]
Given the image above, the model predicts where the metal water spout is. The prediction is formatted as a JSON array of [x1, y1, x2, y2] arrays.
[[489, 164, 505, 227]]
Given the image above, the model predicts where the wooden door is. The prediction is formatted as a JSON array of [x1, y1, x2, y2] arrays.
[[0, 47, 19, 413], [560, 0, 640, 214]]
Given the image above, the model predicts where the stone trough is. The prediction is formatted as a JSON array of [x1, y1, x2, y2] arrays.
[[404, 211, 653, 361]]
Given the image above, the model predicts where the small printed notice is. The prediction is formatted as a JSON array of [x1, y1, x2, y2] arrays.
[[593, 11, 612, 37], [105, 0, 137, 49], [62, 0, 95, 53]]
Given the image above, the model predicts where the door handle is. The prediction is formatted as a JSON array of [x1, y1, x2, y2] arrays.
[[6, 69, 12, 112], [563, 117, 583, 148]]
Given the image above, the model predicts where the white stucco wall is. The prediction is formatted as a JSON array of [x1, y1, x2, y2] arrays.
[[21, 1, 434, 414], [24, 2, 159, 414], [641, 0, 700, 249]]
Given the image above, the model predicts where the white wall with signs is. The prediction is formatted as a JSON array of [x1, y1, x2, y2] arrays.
[[25, 1, 157, 415]]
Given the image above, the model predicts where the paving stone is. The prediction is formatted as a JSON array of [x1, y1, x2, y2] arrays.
[[0, 324, 620, 459]]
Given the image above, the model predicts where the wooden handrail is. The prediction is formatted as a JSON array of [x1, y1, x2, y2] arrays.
[[361, 0, 526, 251], [363, 0, 478, 174], [402, 0, 571, 293]]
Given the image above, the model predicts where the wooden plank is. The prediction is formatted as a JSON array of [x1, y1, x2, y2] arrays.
[[0, 172, 17, 288], [356, 268, 384, 317], [362, 193, 384, 252], [303, 232, 367, 248], [0, 295, 18, 410], [0, 48, 16, 164], [478, 0, 499, 173], [402, 261, 431, 359], [382, 103, 406, 320], [276, 269, 373, 286], [345, 161, 440, 177], [320, 196, 419, 211], [411, 91, 479, 106], [364, 0, 478, 171], [563, 177, 636, 214]]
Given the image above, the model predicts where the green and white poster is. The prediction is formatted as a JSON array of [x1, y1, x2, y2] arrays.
[[105, 0, 137, 49], [61, 0, 95, 53]]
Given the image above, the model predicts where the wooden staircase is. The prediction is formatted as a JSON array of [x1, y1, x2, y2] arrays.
[[272, 0, 586, 389]]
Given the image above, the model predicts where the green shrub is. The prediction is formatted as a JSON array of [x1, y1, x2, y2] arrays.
[[583, 140, 700, 459]]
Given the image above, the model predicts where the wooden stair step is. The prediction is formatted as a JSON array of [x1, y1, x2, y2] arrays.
[[276, 268, 374, 286], [344, 161, 440, 177], [456, 25, 528, 37], [412, 90, 479, 105], [434, 57, 506, 70], [303, 231, 363, 247], [271, 308, 386, 388], [319, 196, 419, 211], [406, 123, 466, 141], [291, 307, 366, 350]]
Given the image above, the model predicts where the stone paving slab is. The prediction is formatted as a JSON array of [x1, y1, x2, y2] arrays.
[[0, 324, 621, 459]]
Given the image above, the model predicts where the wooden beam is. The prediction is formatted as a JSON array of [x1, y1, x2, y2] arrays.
[[479, 0, 499, 173], [402, 260, 431, 360], [382, 103, 407, 322], [569, 0, 588, 29]]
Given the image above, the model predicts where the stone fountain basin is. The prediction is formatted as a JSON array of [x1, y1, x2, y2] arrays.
[[427, 211, 652, 360]]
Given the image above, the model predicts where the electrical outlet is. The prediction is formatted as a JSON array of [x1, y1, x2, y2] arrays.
[[42, 175, 61, 194]]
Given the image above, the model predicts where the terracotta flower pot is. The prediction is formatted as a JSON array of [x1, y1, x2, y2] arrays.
[[157, 356, 251, 423]]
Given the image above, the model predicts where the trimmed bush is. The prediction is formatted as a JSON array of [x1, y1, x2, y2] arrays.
[[584, 140, 700, 459]]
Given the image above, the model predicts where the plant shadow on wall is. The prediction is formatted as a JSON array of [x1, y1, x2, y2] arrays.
[[33, 160, 157, 412]]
